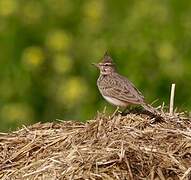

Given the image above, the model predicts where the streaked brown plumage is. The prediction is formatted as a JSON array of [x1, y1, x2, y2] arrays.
[[93, 52, 159, 115]]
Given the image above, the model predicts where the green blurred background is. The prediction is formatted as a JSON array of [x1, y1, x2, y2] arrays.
[[0, 0, 191, 131]]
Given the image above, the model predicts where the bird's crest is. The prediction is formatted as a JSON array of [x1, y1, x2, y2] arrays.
[[101, 51, 113, 64]]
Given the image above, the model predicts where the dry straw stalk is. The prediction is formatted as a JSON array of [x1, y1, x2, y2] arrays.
[[0, 110, 191, 179]]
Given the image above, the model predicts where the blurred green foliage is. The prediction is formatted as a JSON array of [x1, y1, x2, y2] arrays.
[[0, 0, 191, 131]]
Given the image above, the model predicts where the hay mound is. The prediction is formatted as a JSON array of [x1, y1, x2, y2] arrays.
[[0, 112, 191, 180]]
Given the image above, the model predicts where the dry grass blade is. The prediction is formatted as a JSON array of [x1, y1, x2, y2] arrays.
[[180, 167, 191, 180], [0, 112, 190, 179]]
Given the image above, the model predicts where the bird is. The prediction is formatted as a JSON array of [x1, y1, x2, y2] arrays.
[[92, 52, 160, 115]]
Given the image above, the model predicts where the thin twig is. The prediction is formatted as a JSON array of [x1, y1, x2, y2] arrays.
[[170, 83, 176, 115]]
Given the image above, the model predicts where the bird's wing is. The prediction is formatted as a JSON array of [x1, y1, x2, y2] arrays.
[[100, 75, 145, 105], [102, 86, 144, 105], [119, 74, 145, 100]]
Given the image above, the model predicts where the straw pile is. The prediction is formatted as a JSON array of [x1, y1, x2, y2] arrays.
[[0, 111, 191, 180]]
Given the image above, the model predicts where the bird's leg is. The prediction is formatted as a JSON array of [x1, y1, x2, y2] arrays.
[[111, 106, 120, 118]]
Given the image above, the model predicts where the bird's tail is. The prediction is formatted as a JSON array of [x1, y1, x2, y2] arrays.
[[142, 103, 161, 116]]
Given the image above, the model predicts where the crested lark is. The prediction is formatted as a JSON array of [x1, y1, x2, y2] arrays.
[[93, 52, 160, 115]]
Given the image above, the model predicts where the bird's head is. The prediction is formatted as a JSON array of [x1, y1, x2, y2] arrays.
[[92, 52, 116, 75]]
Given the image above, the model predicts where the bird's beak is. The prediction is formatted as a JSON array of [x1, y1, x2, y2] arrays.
[[91, 63, 99, 68]]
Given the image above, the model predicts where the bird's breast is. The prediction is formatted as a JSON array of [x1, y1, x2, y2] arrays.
[[102, 95, 128, 107]]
